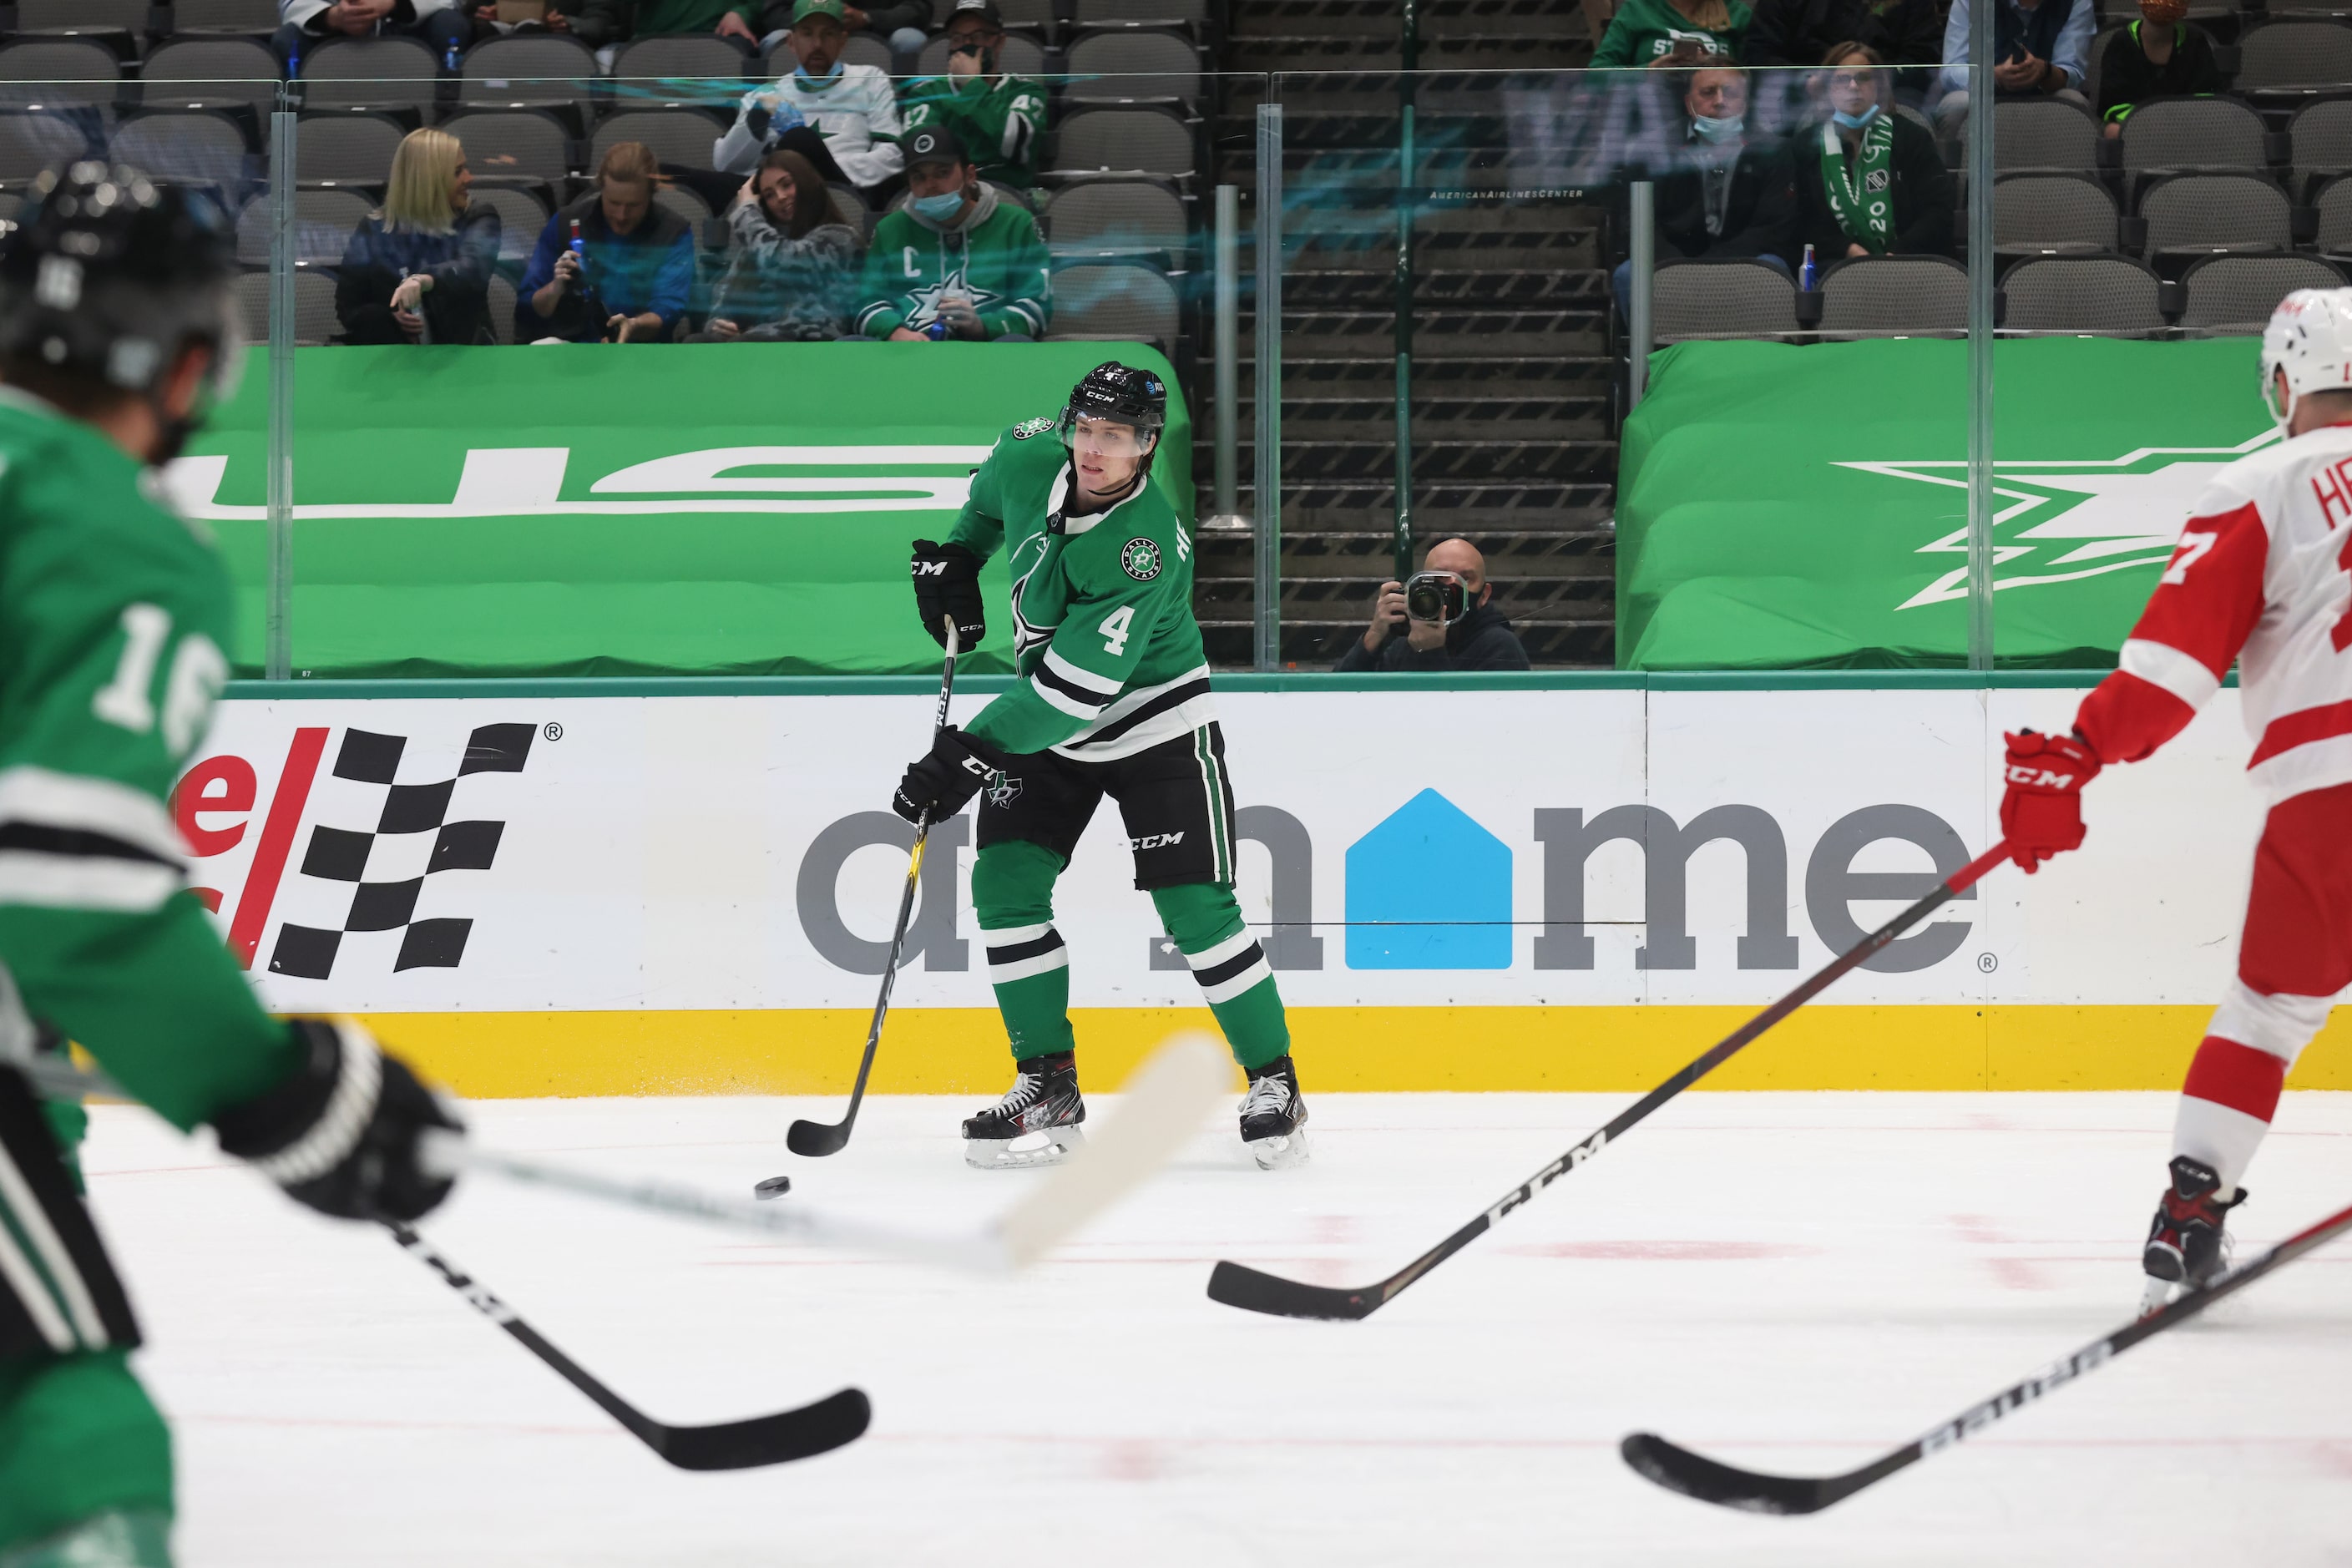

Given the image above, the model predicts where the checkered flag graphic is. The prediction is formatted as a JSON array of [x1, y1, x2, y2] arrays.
[[267, 722, 535, 980]]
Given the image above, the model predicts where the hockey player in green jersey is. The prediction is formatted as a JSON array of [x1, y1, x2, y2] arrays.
[[0, 164, 464, 1568], [892, 362, 1308, 1171]]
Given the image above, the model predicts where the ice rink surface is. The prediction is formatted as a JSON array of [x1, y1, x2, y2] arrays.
[[80, 1089, 2352, 1565]]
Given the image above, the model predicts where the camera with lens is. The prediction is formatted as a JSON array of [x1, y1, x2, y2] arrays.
[[1404, 570, 1470, 623]]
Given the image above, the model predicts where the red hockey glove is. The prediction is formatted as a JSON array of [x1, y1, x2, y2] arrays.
[[1999, 729, 2103, 873]]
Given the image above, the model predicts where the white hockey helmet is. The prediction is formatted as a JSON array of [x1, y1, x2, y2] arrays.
[[2260, 287, 2352, 428]]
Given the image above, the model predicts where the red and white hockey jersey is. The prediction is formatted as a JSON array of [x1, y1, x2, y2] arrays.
[[2077, 422, 2352, 803]]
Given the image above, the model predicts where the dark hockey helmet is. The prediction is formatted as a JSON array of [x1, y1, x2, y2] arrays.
[[1058, 360, 1166, 472], [0, 161, 242, 436]]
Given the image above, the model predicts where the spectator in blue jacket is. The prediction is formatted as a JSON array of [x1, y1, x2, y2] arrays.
[[336, 127, 502, 344], [517, 141, 695, 343]]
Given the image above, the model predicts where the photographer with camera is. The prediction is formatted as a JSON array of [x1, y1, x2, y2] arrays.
[[1336, 538, 1531, 672]]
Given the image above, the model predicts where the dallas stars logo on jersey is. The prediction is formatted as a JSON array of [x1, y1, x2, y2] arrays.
[[1120, 537, 1161, 581], [901, 263, 1001, 329]]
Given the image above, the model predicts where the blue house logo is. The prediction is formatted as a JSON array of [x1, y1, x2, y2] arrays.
[[1344, 789, 1513, 969]]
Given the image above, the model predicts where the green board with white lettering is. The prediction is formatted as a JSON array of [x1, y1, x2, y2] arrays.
[[182, 343, 1191, 678], [1615, 336, 2271, 670]]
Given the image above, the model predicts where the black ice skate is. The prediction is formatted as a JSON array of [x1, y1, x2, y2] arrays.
[[2141, 1154, 2248, 1315], [963, 1051, 1086, 1170], [1239, 1055, 1308, 1171]]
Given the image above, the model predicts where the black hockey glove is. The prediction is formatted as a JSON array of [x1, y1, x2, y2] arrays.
[[213, 1019, 465, 1224], [910, 539, 986, 652], [893, 726, 999, 825]]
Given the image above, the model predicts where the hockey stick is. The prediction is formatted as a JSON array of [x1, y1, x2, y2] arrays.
[[1621, 1191, 2352, 1514], [385, 1221, 870, 1470], [473, 1032, 1231, 1272], [783, 616, 962, 1162], [23, 1031, 1227, 1273], [1206, 838, 2015, 1321]]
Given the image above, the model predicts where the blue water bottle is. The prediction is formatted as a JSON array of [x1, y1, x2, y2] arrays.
[[444, 36, 461, 71], [1799, 242, 1818, 292], [923, 319, 950, 340], [286, 37, 301, 77]]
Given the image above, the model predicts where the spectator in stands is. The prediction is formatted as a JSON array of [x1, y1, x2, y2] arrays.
[[517, 142, 695, 341], [335, 128, 503, 345], [854, 125, 1049, 340], [570, 0, 758, 48], [1592, 0, 1753, 68], [1612, 67, 1796, 316], [901, 0, 1050, 191], [1336, 540, 1531, 673], [2097, 0, 2220, 138], [274, 0, 473, 68], [716, 0, 908, 200], [1932, 0, 2092, 140], [468, 0, 585, 36], [1793, 44, 1953, 261], [689, 149, 862, 340], [1744, 0, 1940, 78], [756, 0, 930, 68]]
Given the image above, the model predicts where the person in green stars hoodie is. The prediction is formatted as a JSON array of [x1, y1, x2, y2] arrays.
[[854, 124, 1050, 340], [900, 0, 1049, 190], [1591, 0, 1753, 67]]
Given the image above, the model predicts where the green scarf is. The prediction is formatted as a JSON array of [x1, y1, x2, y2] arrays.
[[1818, 112, 1894, 254]]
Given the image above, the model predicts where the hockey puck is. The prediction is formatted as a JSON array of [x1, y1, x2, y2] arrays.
[[753, 1176, 792, 1201]]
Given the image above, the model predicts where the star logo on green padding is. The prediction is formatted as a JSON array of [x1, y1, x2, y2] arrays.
[[1841, 431, 2278, 612]]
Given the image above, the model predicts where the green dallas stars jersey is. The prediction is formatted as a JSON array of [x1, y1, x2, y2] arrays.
[[950, 415, 1214, 761], [0, 392, 292, 1131]]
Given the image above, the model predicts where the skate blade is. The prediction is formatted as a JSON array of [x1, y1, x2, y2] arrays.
[[1246, 1127, 1309, 1171], [965, 1126, 1086, 1171], [2139, 1275, 2178, 1318]]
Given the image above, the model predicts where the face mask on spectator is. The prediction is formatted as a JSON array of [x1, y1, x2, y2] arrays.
[[797, 58, 844, 86], [1690, 114, 1743, 143], [912, 190, 968, 221], [1831, 104, 1880, 129]]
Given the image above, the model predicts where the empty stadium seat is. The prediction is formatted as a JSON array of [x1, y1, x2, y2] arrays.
[[1043, 178, 1187, 263], [762, 36, 893, 77], [488, 275, 518, 344], [1999, 255, 2166, 335], [291, 114, 403, 189], [0, 110, 92, 186], [1650, 258, 1799, 341], [994, 0, 1059, 38], [463, 182, 554, 276], [14, 0, 147, 42], [2118, 97, 2268, 180], [2177, 254, 2347, 333], [2289, 99, 2352, 199], [2314, 172, 2352, 255], [1993, 172, 2118, 255], [458, 35, 600, 114], [653, 184, 711, 225], [612, 35, 753, 94], [172, 0, 282, 36], [443, 109, 572, 187], [234, 270, 340, 345], [2139, 172, 2291, 258], [1074, 0, 1209, 27], [1062, 30, 1200, 106], [0, 40, 123, 114], [235, 186, 374, 268], [1047, 108, 1194, 181], [913, 33, 1047, 77], [1984, 98, 2098, 171], [110, 111, 252, 193], [2236, 21, 2352, 97], [825, 180, 868, 238], [298, 37, 438, 118], [141, 38, 281, 114], [1817, 255, 1968, 335], [591, 109, 725, 172], [1047, 262, 1178, 348]]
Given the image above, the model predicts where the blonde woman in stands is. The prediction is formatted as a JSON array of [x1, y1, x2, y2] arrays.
[[1591, 0, 1753, 68], [334, 127, 503, 346]]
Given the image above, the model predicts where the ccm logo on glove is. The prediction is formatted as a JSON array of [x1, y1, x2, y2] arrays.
[[1998, 729, 2104, 875]]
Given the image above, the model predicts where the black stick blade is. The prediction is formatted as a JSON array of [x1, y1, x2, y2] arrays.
[[1205, 1261, 1383, 1321], [653, 1387, 872, 1470], [1619, 1433, 1840, 1515], [787, 1118, 850, 1158]]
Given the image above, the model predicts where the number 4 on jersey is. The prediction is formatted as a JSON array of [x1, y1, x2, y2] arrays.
[[1100, 604, 1135, 657]]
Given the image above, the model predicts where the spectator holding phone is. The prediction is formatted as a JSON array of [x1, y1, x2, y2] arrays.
[[901, 0, 1049, 190], [518, 141, 694, 342], [1335, 539, 1532, 672], [1932, 0, 2092, 140], [854, 125, 1049, 341], [690, 148, 862, 340], [1591, 0, 1753, 68], [336, 127, 502, 345], [716, 0, 908, 200]]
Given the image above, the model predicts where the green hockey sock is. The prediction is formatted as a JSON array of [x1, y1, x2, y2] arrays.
[[1151, 881, 1291, 1073], [973, 840, 1075, 1061], [0, 1351, 171, 1557]]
